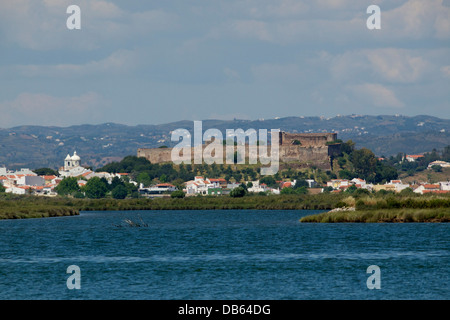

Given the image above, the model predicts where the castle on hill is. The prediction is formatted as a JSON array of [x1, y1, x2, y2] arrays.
[[137, 131, 342, 170]]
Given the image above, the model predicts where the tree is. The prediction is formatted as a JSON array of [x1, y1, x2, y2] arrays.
[[260, 176, 277, 188], [33, 168, 59, 176], [280, 187, 295, 195], [230, 186, 246, 197], [345, 185, 358, 193], [351, 148, 377, 181], [111, 185, 128, 199], [0, 184, 5, 193], [341, 140, 355, 155], [171, 190, 185, 198], [55, 177, 79, 196], [125, 182, 138, 196], [293, 179, 308, 189], [84, 177, 109, 199], [110, 176, 125, 190]]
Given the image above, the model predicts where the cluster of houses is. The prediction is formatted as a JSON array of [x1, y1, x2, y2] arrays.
[[0, 152, 134, 196], [325, 178, 450, 194], [1, 151, 450, 197], [0, 167, 61, 195], [183, 176, 279, 196]]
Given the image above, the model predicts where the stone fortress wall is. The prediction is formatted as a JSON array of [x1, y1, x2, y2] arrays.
[[137, 132, 341, 170]]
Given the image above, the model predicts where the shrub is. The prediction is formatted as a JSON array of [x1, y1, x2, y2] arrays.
[[112, 185, 128, 199], [230, 187, 246, 198], [171, 190, 186, 199]]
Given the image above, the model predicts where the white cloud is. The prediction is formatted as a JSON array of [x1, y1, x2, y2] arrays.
[[366, 49, 429, 83], [251, 63, 303, 82], [442, 66, 450, 78], [223, 67, 241, 81], [348, 83, 404, 108], [230, 20, 272, 41], [13, 50, 138, 77], [0, 0, 177, 51], [383, 0, 450, 40], [329, 48, 436, 84], [0, 92, 108, 127]]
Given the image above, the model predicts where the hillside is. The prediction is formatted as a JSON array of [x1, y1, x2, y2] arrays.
[[1, 114, 449, 170]]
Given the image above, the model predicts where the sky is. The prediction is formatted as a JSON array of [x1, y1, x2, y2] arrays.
[[0, 0, 449, 128]]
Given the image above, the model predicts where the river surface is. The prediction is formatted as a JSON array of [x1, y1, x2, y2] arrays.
[[0, 210, 448, 300]]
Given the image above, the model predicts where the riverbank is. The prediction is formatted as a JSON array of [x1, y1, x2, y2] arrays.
[[0, 193, 346, 219], [0, 206, 79, 220], [300, 208, 450, 223], [1, 192, 450, 221], [300, 195, 450, 222]]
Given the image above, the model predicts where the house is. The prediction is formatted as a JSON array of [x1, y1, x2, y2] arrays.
[[5, 186, 28, 195], [208, 178, 227, 188], [280, 181, 293, 189], [17, 175, 45, 187], [405, 154, 424, 162], [388, 180, 411, 193], [439, 181, 450, 191], [327, 179, 349, 190], [140, 183, 177, 196], [247, 181, 270, 193], [427, 160, 450, 169], [414, 184, 441, 194], [372, 184, 396, 192]]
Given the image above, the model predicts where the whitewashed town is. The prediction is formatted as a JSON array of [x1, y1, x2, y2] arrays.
[[1, 151, 449, 197]]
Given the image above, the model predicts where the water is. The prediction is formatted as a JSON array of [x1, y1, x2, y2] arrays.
[[0, 210, 448, 300]]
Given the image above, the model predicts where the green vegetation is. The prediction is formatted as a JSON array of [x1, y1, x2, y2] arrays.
[[300, 208, 450, 223], [0, 194, 79, 219], [300, 193, 450, 223], [0, 192, 349, 219], [170, 190, 186, 199], [32, 168, 59, 176], [332, 141, 399, 183], [384, 145, 450, 177], [54, 177, 80, 195]]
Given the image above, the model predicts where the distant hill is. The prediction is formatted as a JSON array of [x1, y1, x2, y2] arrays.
[[1, 114, 449, 170]]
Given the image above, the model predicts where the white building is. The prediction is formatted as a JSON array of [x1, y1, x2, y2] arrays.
[[247, 181, 271, 193], [59, 151, 91, 178], [388, 180, 411, 193], [428, 160, 450, 169], [439, 181, 450, 191]]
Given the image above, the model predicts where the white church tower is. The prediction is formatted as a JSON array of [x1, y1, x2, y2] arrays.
[[64, 151, 81, 170]]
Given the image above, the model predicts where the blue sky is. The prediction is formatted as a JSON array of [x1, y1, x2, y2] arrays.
[[0, 0, 449, 127]]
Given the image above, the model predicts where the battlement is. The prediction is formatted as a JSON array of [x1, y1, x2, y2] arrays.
[[138, 132, 341, 170], [276, 132, 337, 147]]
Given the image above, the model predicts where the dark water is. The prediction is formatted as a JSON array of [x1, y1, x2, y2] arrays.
[[0, 210, 448, 300]]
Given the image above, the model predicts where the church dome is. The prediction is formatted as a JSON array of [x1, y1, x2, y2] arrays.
[[71, 151, 81, 161], [65, 154, 72, 161]]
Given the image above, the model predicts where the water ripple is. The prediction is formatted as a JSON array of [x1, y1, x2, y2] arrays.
[[0, 250, 447, 264]]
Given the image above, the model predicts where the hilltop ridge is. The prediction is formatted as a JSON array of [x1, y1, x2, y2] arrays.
[[1, 114, 449, 169]]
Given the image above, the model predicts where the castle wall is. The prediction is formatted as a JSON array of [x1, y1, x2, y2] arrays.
[[138, 144, 337, 170], [278, 132, 337, 147]]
